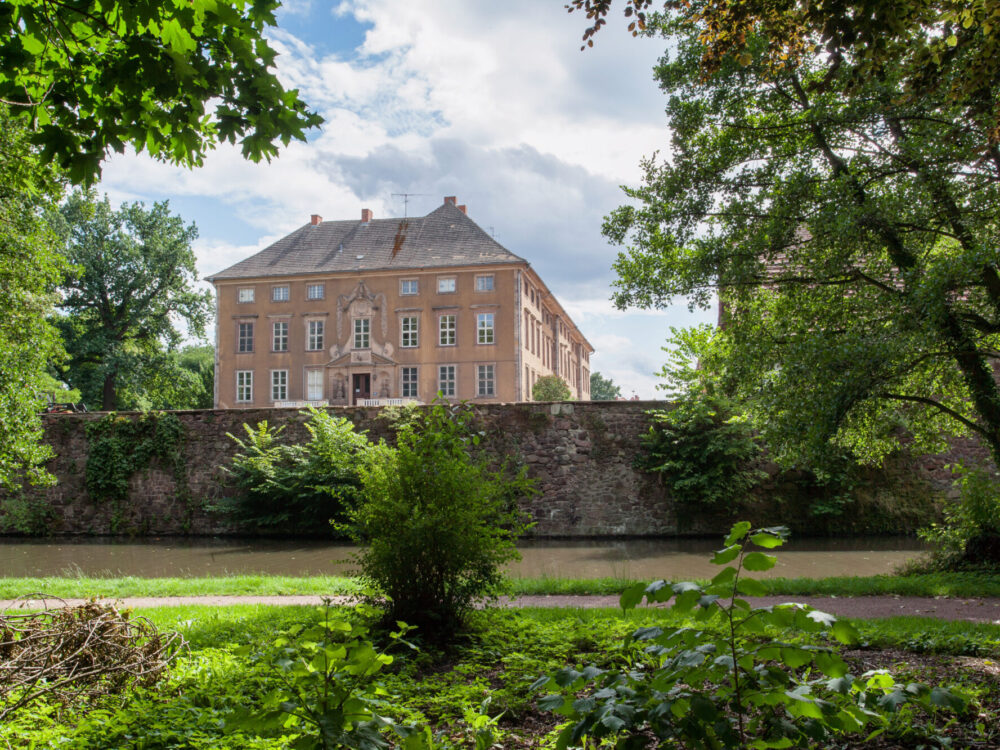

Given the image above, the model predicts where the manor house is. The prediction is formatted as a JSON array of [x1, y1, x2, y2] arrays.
[[207, 197, 593, 408]]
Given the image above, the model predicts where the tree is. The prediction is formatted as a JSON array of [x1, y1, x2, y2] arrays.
[[0, 107, 66, 489], [568, 2, 1000, 135], [0, 0, 322, 183], [604, 5, 1000, 470], [176, 345, 215, 410], [56, 191, 213, 411], [589, 371, 622, 400], [532, 375, 572, 402]]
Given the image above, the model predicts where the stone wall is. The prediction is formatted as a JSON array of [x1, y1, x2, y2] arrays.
[[8, 401, 967, 538]]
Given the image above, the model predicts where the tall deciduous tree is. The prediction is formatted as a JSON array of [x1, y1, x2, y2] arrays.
[[0, 107, 66, 489], [605, 4, 1000, 470], [532, 375, 573, 402], [589, 371, 622, 400], [0, 0, 322, 183], [56, 191, 213, 411]]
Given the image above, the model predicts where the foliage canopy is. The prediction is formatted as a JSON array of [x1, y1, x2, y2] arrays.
[[55, 190, 213, 411], [0, 0, 322, 183], [531, 375, 572, 402], [605, 4, 1000, 469], [588, 371, 622, 400]]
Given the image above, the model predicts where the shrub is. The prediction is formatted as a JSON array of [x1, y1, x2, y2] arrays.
[[919, 464, 1000, 570], [638, 395, 762, 506], [531, 375, 571, 401], [0, 494, 54, 535], [346, 401, 535, 634], [534, 522, 966, 749], [224, 407, 370, 533]]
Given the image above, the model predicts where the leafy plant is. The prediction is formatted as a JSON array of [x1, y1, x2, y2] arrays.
[[639, 397, 762, 506], [0, 494, 54, 535], [346, 400, 535, 634], [224, 407, 369, 533], [532, 375, 572, 402], [919, 464, 1000, 570], [533, 522, 966, 749], [230, 602, 424, 750], [85, 411, 187, 503]]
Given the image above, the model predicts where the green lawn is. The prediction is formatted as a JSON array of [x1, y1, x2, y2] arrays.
[[2, 570, 999, 599], [1, 602, 996, 748]]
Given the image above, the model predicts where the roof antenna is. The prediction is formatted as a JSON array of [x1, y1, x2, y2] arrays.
[[488, 225, 497, 240], [391, 192, 429, 218]]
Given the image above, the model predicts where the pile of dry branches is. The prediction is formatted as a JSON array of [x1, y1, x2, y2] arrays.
[[0, 596, 184, 719]]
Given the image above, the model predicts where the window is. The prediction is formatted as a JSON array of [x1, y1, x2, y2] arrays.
[[307, 370, 323, 401], [307, 320, 324, 351], [437, 277, 456, 293], [438, 365, 456, 397], [236, 371, 253, 403], [477, 365, 495, 397], [238, 322, 254, 353], [353, 318, 370, 349], [401, 316, 419, 348], [477, 312, 495, 344], [400, 279, 418, 296], [237, 287, 255, 303], [306, 283, 325, 300], [272, 285, 290, 302], [272, 321, 288, 352], [439, 314, 456, 346], [271, 370, 287, 401], [475, 274, 494, 292], [401, 367, 418, 398]]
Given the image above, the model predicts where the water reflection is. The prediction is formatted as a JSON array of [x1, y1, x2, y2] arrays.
[[0, 536, 928, 579]]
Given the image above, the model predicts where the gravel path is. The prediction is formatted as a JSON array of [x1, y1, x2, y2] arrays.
[[2, 594, 1000, 623]]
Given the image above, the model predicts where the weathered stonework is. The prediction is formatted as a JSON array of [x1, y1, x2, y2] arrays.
[[9, 401, 973, 537]]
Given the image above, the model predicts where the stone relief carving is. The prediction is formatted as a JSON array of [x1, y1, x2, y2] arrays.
[[336, 281, 388, 341]]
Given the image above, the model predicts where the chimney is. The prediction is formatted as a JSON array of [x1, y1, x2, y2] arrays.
[[457, 204, 467, 214], [443, 196, 457, 206], [310, 214, 322, 226], [361, 208, 373, 223]]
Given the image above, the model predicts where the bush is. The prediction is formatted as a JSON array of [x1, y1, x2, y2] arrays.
[[919, 464, 1000, 570], [346, 401, 535, 634], [531, 375, 571, 401], [224, 407, 370, 533], [638, 395, 762, 506], [534, 522, 966, 749]]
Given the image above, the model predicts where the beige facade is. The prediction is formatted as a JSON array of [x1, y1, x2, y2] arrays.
[[209, 199, 592, 407]]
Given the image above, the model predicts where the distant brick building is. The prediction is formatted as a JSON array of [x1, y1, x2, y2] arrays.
[[207, 197, 593, 408]]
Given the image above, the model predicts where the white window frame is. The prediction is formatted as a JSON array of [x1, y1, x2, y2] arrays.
[[401, 367, 418, 399], [236, 370, 253, 403], [272, 285, 290, 302], [354, 318, 370, 349], [237, 321, 254, 353], [306, 283, 325, 300], [306, 369, 324, 401], [438, 365, 456, 397], [307, 319, 324, 351], [400, 316, 419, 348], [272, 321, 288, 352], [400, 279, 418, 296], [475, 274, 494, 292], [271, 370, 288, 401], [237, 287, 255, 304], [477, 364, 495, 397], [477, 312, 495, 345], [439, 314, 456, 346], [437, 277, 456, 294]]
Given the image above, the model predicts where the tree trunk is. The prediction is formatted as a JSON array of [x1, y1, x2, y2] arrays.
[[102, 370, 117, 411]]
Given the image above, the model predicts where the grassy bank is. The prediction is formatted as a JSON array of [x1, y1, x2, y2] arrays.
[[1, 602, 996, 749], [2, 570, 999, 600]]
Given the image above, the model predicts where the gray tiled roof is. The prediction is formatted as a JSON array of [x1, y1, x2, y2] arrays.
[[206, 203, 525, 281]]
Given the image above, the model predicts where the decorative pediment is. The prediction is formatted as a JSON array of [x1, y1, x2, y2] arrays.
[[336, 280, 388, 340]]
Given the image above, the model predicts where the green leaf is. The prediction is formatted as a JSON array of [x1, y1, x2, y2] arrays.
[[711, 544, 740, 564], [780, 647, 813, 669], [742, 552, 777, 571], [830, 619, 859, 645], [929, 687, 965, 712], [620, 582, 647, 611], [710, 566, 737, 586], [735, 577, 768, 596], [724, 521, 752, 546], [749, 532, 783, 549], [538, 694, 567, 712]]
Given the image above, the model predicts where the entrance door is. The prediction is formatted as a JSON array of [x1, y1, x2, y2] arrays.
[[352, 373, 371, 404]]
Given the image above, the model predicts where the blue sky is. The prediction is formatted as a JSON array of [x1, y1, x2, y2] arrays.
[[97, 0, 714, 398]]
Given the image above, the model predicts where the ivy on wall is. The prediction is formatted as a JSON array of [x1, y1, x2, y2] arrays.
[[84, 413, 193, 530]]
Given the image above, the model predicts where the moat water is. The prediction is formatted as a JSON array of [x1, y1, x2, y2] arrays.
[[0, 536, 927, 579]]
